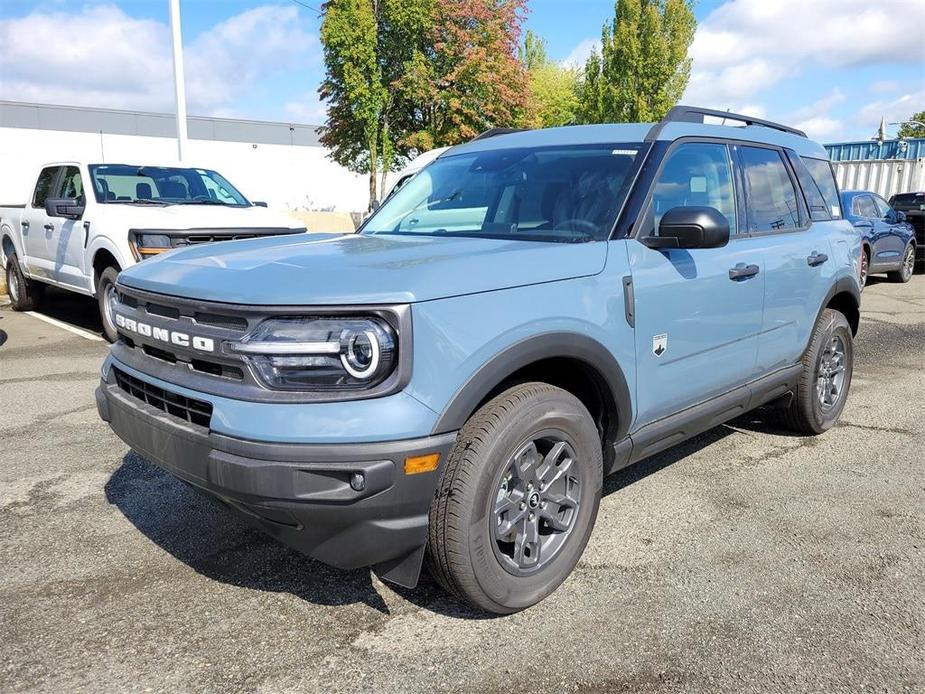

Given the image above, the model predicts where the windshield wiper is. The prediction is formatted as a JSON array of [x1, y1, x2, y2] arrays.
[[176, 199, 234, 206], [114, 199, 169, 206]]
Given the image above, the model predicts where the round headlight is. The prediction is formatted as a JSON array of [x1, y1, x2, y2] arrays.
[[341, 329, 380, 378]]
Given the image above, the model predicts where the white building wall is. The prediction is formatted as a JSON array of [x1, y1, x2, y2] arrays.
[[0, 126, 368, 214], [831, 158, 925, 200]]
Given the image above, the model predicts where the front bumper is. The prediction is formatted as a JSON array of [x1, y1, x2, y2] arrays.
[[96, 373, 456, 587]]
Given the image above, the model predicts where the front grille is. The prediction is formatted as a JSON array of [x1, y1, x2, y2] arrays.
[[114, 367, 213, 428]]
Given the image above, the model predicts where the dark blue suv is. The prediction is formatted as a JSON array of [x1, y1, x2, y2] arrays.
[[841, 190, 916, 285], [97, 107, 862, 613]]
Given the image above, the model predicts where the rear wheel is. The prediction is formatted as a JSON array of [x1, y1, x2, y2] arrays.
[[5, 252, 44, 311], [780, 308, 853, 434], [859, 246, 870, 287], [426, 383, 603, 614], [887, 243, 915, 283], [96, 266, 120, 342]]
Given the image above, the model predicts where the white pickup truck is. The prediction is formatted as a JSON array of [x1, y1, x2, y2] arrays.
[[1, 162, 306, 340]]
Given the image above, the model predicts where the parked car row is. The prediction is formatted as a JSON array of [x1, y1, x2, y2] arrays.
[[840, 189, 920, 285], [0, 162, 306, 340]]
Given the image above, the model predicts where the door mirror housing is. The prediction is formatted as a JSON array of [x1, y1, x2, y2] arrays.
[[252, 201, 268, 208], [44, 197, 85, 220], [643, 206, 730, 250], [895, 210, 907, 223]]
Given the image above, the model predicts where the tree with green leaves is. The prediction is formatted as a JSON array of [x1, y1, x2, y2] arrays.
[[897, 111, 925, 138], [577, 0, 696, 124], [519, 30, 580, 129], [319, 0, 431, 208]]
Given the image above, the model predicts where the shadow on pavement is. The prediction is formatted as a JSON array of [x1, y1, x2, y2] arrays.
[[34, 287, 104, 336], [105, 409, 809, 617]]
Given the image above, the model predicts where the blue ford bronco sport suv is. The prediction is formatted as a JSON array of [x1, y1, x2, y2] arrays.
[[96, 107, 862, 614]]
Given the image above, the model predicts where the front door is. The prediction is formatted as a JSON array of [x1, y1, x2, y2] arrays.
[[48, 165, 89, 291], [629, 141, 764, 428]]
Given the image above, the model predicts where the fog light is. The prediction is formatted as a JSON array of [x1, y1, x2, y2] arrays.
[[350, 472, 366, 491]]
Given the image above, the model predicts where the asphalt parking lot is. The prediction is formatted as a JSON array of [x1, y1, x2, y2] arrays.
[[1, 278, 923, 693]]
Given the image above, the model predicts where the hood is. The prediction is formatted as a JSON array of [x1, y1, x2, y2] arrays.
[[118, 233, 608, 305], [98, 203, 303, 231]]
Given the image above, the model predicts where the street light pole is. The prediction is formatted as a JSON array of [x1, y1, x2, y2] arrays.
[[169, 0, 188, 162]]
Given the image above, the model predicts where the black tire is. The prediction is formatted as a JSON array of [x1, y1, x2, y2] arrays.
[[779, 308, 853, 434], [96, 265, 120, 342], [5, 252, 44, 311], [859, 246, 870, 288], [887, 243, 915, 283], [426, 382, 603, 614]]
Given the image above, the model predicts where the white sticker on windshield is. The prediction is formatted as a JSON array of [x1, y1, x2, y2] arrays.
[[831, 205, 840, 217], [611, 149, 636, 155]]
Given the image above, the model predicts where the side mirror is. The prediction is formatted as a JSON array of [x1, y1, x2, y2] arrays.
[[44, 197, 85, 220], [895, 210, 907, 223], [252, 201, 268, 208], [642, 206, 730, 250]]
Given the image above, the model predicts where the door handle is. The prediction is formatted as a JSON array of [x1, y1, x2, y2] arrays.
[[21, 220, 29, 229], [729, 263, 760, 280], [807, 252, 828, 267], [44, 223, 54, 231]]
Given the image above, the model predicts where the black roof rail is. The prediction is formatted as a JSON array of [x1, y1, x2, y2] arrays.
[[471, 127, 528, 141], [646, 105, 807, 141]]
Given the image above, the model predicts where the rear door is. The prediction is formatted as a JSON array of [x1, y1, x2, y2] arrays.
[[629, 140, 764, 427], [749, 147, 838, 371], [21, 166, 61, 278]]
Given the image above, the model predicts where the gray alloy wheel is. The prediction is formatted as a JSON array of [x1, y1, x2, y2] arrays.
[[491, 435, 582, 575], [427, 382, 603, 614], [816, 334, 848, 412], [888, 244, 915, 283], [859, 247, 869, 287], [7, 261, 20, 303], [96, 266, 121, 342]]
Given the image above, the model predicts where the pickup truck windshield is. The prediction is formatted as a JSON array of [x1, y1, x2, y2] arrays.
[[362, 144, 642, 242], [87, 165, 250, 206]]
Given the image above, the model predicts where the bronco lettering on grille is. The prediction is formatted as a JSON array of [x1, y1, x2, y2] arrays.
[[115, 313, 215, 353]]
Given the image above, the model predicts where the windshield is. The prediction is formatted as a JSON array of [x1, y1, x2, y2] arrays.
[[87, 165, 251, 206], [362, 144, 643, 242]]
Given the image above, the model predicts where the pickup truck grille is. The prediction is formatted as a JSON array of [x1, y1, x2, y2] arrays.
[[113, 367, 212, 427], [130, 226, 305, 250]]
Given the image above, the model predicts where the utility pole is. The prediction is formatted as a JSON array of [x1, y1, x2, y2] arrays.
[[169, 0, 188, 162]]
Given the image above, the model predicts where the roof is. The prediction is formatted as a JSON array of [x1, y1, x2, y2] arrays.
[[449, 120, 828, 159], [0, 100, 323, 148]]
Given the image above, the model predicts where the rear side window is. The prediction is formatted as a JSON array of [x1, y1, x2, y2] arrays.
[[649, 142, 737, 233], [785, 151, 830, 222], [855, 195, 877, 218], [32, 167, 60, 208], [803, 158, 842, 219], [738, 146, 800, 232]]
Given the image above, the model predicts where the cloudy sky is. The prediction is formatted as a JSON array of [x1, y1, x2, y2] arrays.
[[1, 0, 923, 143]]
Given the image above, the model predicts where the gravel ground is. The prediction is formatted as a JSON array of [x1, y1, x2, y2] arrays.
[[1, 277, 923, 693]]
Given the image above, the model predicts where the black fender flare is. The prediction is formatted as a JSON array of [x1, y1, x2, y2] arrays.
[[430, 331, 633, 440], [808, 275, 861, 348]]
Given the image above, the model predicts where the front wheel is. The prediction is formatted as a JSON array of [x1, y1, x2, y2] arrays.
[[780, 308, 853, 434], [887, 243, 915, 283], [426, 382, 603, 614], [96, 266, 120, 342]]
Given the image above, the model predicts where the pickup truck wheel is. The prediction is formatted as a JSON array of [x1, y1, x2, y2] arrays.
[[5, 252, 44, 311], [96, 266, 120, 342], [780, 308, 853, 435], [426, 382, 603, 614], [887, 244, 915, 283]]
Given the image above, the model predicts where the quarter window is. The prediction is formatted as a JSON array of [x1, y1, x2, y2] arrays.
[[803, 157, 842, 219], [738, 146, 800, 232], [785, 151, 830, 222], [32, 167, 60, 208], [649, 142, 737, 234]]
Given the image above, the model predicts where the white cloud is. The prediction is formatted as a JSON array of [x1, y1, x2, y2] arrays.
[[684, 0, 925, 107], [856, 89, 925, 132], [284, 92, 326, 124], [0, 4, 316, 115], [561, 38, 599, 70]]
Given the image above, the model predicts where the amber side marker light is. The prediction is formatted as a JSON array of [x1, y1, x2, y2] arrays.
[[404, 453, 440, 475]]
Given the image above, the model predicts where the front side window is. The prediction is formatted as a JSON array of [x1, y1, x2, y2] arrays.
[[32, 167, 60, 208], [87, 165, 250, 206], [55, 166, 84, 200], [872, 195, 892, 219], [803, 157, 842, 219], [739, 146, 800, 232], [649, 142, 737, 234], [362, 145, 642, 243]]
